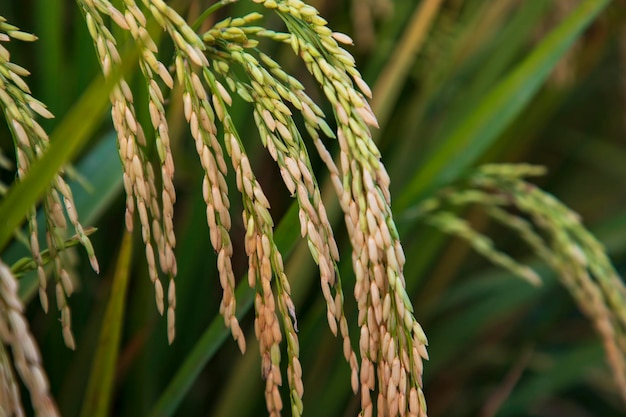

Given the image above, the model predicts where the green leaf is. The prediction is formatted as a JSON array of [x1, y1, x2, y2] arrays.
[[397, 0, 611, 212], [80, 230, 133, 417], [0, 68, 125, 252], [371, 0, 444, 130], [148, 281, 255, 417]]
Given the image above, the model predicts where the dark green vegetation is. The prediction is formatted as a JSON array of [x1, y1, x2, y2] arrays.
[[1, 0, 626, 416]]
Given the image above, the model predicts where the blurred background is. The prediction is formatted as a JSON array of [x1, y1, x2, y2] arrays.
[[1, 0, 626, 416]]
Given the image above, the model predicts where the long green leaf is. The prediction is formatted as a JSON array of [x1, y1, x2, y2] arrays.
[[0, 69, 124, 252], [397, 0, 611, 212], [371, 0, 444, 130], [80, 230, 133, 417], [148, 281, 255, 417]]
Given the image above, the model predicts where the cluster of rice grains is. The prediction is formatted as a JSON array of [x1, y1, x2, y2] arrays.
[[0, 262, 59, 416], [78, 0, 179, 343], [0, 18, 99, 417], [79, 0, 428, 416], [417, 163, 626, 403]]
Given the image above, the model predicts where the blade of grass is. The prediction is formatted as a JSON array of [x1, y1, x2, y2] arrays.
[[0, 61, 131, 252], [397, 0, 611, 213], [79, 230, 133, 417], [380, 0, 544, 182], [371, 0, 444, 131], [430, 1, 549, 143], [147, 283, 253, 417]]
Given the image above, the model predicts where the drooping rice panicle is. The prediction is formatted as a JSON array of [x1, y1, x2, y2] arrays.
[[117, 0, 179, 343], [0, 260, 59, 417], [207, 66, 304, 415], [483, 171, 626, 400], [240, 2, 429, 415], [418, 163, 626, 403], [176, 55, 245, 353], [200, 19, 359, 391], [0, 342, 24, 417], [425, 211, 542, 286], [78, 0, 174, 339], [0, 16, 98, 350], [74, 1, 429, 414]]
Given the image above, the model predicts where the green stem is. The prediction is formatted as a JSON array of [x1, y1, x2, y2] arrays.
[[192, 0, 237, 30], [80, 231, 133, 417]]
